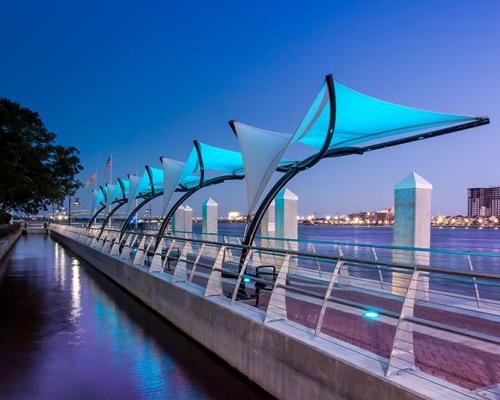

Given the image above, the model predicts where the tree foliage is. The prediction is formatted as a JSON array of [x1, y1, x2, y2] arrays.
[[0, 98, 83, 219]]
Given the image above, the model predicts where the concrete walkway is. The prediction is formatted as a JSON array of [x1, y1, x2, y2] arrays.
[[252, 289, 500, 391]]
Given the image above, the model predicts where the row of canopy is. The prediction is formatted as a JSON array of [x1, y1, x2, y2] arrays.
[[92, 75, 480, 219]]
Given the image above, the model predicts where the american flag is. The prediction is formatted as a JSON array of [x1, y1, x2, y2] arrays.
[[103, 156, 112, 176]]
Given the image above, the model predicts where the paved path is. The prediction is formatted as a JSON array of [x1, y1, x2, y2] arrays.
[[263, 290, 500, 390], [167, 256, 500, 391]]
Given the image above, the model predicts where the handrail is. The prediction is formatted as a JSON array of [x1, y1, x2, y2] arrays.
[[87, 225, 500, 282], [169, 228, 500, 259]]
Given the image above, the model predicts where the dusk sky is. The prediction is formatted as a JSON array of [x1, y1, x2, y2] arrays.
[[2, 1, 498, 217]]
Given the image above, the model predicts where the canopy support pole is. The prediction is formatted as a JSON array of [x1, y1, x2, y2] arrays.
[[87, 205, 106, 230], [118, 193, 162, 241], [97, 200, 127, 240], [154, 174, 244, 253], [234, 74, 336, 297]]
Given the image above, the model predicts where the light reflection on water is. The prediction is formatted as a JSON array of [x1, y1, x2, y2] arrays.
[[0, 235, 269, 400], [71, 258, 81, 322]]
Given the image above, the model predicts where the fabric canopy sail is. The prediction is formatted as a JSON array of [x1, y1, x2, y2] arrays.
[[293, 80, 477, 150], [161, 157, 185, 215], [197, 142, 244, 175], [234, 75, 481, 217], [104, 179, 129, 208], [147, 166, 164, 194], [125, 167, 163, 212], [104, 184, 116, 208], [91, 186, 108, 215], [232, 122, 292, 215], [118, 178, 130, 200], [126, 174, 142, 212], [158, 143, 245, 216], [181, 142, 245, 186]]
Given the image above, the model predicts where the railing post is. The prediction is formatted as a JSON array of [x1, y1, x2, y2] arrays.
[[102, 231, 114, 253], [98, 231, 109, 251], [89, 229, 98, 246], [149, 238, 166, 272], [189, 244, 205, 283], [223, 236, 233, 259], [315, 258, 344, 337], [173, 242, 192, 282], [371, 247, 385, 290], [162, 239, 177, 271], [231, 250, 254, 304], [264, 255, 291, 323], [308, 242, 324, 278], [90, 231, 99, 248], [110, 233, 125, 257], [205, 246, 226, 297], [120, 234, 136, 262], [143, 235, 155, 266], [467, 255, 481, 308], [386, 268, 420, 376], [337, 247, 351, 286], [132, 236, 148, 266]]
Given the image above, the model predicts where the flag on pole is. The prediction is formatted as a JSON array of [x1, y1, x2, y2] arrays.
[[103, 156, 112, 177], [84, 174, 96, 188]]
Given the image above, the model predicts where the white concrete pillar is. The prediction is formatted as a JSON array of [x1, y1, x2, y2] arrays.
[[173, 205, 185, 234], [184, 205, 193, 234], [261, 200, 275, 239], [393, 172, 432, 297], [275, 188, 298, 245], [202, 198, 218, 237]]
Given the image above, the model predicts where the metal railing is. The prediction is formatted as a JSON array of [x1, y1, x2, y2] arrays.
[[52, 223, 500, 396]]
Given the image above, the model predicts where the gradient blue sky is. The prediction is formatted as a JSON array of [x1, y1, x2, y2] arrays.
[[1, 1, 498, 217]]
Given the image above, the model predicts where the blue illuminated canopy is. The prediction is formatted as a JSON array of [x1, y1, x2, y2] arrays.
[[181, 142, 245, 187], [105, 178, 130, 207], [293, 80, 479, 151], [91, 186, 108, 214], [128, 167, 164, 202]]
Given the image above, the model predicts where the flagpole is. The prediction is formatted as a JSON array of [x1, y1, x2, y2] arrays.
[[110, 153, 113, 185]]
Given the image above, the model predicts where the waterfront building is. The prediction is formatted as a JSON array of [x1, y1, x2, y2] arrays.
[[227, 211, 244, 222], [467, 186, 500, 217], [347, 208, 394, 224]]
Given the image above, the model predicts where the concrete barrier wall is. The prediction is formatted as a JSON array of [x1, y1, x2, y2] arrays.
[[0, 226, 22, 279], [50, 228, 425, 400]]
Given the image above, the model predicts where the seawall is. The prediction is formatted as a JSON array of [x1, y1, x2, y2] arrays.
[[0, 224, 22, 279], [50, 226, 433, 400]]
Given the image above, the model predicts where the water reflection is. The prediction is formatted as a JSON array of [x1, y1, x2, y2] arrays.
[[0, 235, 270, 399], [71, 258, 81, 322]]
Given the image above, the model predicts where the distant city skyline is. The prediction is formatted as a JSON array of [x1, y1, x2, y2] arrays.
[[1, 1, 498, 216]]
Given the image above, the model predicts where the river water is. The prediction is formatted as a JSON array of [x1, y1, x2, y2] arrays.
[[0, 234, 270, 400], [213, 224, 500, 253], [210, 224, 500, 274]]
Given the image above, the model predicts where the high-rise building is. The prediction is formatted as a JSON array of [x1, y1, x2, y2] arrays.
[[467, 187, 500, 217]]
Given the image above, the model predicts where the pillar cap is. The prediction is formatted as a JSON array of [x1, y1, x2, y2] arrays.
[[203, 198, 218, 206], [277, 188, 298, 200], [184, 205, 193, 211], [395, 172, 432, 190]]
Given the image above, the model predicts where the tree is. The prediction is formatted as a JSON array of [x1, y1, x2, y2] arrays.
[[0, 98, 83, 223]]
